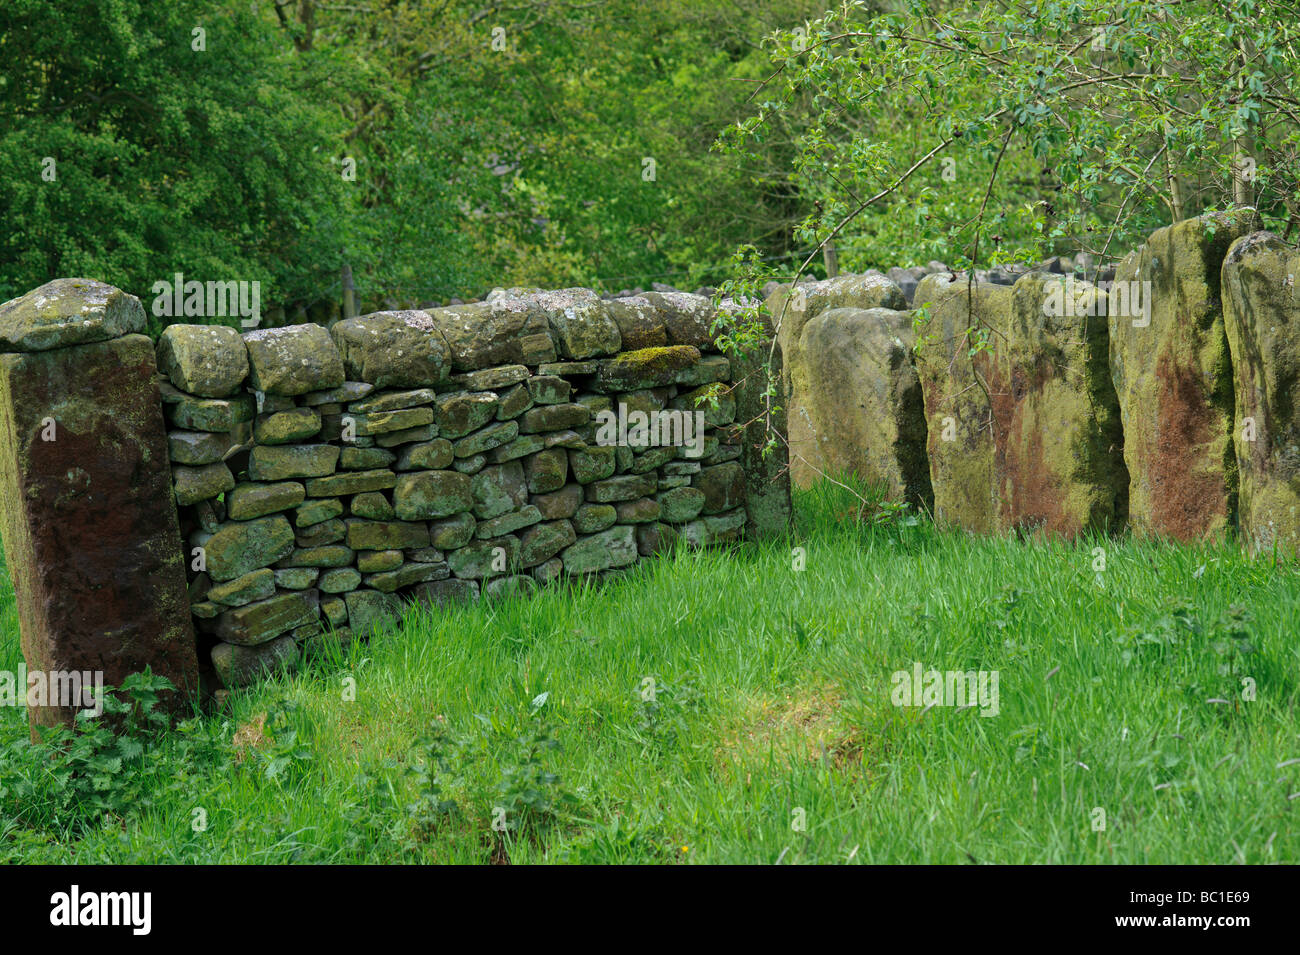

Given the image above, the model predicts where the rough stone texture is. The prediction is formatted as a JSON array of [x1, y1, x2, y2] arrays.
[[1222, 231, 1300, 556], [606, 296, 668, 351], [226, 481, 306, 520], [211, 634, 298, 688], [157, 324, 249, 397], [597, 346, 701, 391], [789, 305, 931, 504], [915, 271, 1127, 537], [507, 288, 621, 359], [431, 299, 557, 370], [243, 325, 345, 396], [393, 469, 473, 520], [641, 292, 716, 348], [767, 273, 906, 375], [331, 311, 451, 388], [0, 278, 146, 352], [202, 515, 296, 581], [248, 444, 340, 481], [1109, 210, 1260, 541], [0, 331, 197, 728], [208, 590, 319, 647]]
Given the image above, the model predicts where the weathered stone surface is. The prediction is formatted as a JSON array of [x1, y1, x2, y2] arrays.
[[766, 273, 906, 372], [202, 515, 296, 581], [346, 519, 430, 551], [434, 391, 499, 439], [295, 498, 344, 527], [1109, 210, 1261, 540], [520, 403, 589, 434], [788, 305, 930, 504], [304, 467, 395, 497], [475, 505, 542, 539], [573, 503, 617, 533], [635, 521, 676, 556], [351, 491, 394, 520], [319, 567, 363, 593], [248, 444, 340, 481], [692, 462, 745, 515], [331, 311, 451, 387], [0, 278, 146, 352], [157, 324, 248, 397], [431, 299, 557, 371], [597, 346, 702, 392], [206, 568, 276, 607], [227, 481, 306, 520], [295, 517, 345, 548], [1223, 231, 1300, 556], [448, 536, 520, 578], [518, 519, 577, 567], [365, 561, 449, 593], [471, 461, 528, 518], [411, 577, 480, 607], [449, 364, 530, 391], [254, 407, 321, 444], [587, 473, 657, 503], [486, 434, 547, 464], [496, 383, 534, 420], [345, 589, 404, 636], [167, 392, 256, 432], [429, 511, 476, 549], [533, 483, 583, 519], [657, 486, 706, 522], [615, 497, 660, 523], [568, 445, 617, 484], [174, 461, 235, 505], [396, 439, 453, 471], [211, 634, 298, 688], [356, 549, 405, 573], [243, 324, 344, 396], [340, 446, 396, 471], [606, 296, 669, 351], [523, 448, 568, 494], [641, 291, 716, 348], [274, 567, 320, 590], [348, 388, 437, 414], [482, 574, 538, 601], [508, 288, 621, 359], [347, 406, 434, 436], [278, 543, 353, 567], [393, 469, 473, 520], [671, 382, 735, 428], [453, 420, 518, 457], [300, 381, 373, 405], [168, 429, 238, 466], [915, 270, 1127, 536], [210, 590, 319, 647], [527, 375, 571, 405], [561, 525, 637, 574], [375, 424, 435, 448]]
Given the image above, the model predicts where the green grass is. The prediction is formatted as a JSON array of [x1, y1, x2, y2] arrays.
[[2, 480, 1299, 864]]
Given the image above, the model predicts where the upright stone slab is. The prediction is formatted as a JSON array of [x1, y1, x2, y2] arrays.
[[721, 301, 792, 540], [790, 306, 932, 505], [0, 280, 198, 730], [1222, 231, 1300, 556], [914, 271, 1127, 537], [1108, 210, 1261, 541]]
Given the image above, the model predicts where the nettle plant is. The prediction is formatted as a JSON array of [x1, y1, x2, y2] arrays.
[[711, 0, 1300, 499]]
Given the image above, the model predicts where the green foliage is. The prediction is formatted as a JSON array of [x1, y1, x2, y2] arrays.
[[0, 670, 228, 840], [0, 0, 348, 305]]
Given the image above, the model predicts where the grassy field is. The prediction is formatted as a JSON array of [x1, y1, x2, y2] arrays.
[[2, 481, 1298, 864]]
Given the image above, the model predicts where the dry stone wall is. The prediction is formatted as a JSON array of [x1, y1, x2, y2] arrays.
[[158, 287, 788, 688]]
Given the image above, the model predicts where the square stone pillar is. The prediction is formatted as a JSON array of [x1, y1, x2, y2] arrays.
[[0, 279, 197, 732]]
